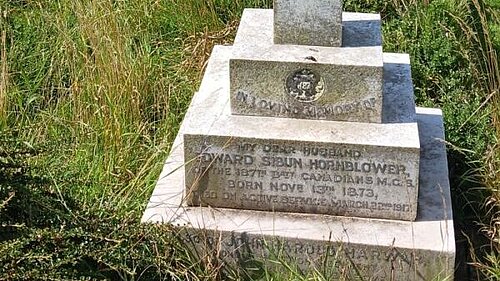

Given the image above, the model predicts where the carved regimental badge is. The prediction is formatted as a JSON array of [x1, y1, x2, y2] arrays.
[[285, 69, 325, 102]]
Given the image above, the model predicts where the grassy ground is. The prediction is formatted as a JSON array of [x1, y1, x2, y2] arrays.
[[0, 0, 499, 280]]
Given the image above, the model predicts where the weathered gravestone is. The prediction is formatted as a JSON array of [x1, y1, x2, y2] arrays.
[[143, 1, 455, 280], [193, 8, 419, 221]]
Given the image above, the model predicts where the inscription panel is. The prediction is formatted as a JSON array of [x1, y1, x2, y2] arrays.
[[181, 229, 453, 281], [229, 60, 383, 123], [184, 135, 420, 220]]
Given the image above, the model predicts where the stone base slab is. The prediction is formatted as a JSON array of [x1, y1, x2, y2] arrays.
[[231, 9, 384, 122], [141, 46, 455, 280], [142, 108, 454, 280], [142, 108, 455, 280]]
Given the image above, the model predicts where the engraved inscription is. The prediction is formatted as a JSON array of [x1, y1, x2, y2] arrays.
[[185, 136, 419, 219], [285, 69, 325, 102], [183, 231, 429, 277], [236, 90, 376, 119]]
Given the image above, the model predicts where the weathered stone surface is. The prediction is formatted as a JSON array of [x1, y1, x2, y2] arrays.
[[142, 46, 455, 281], [178, 226, 453, 281], [184, 135, 419, 220], [274, 0, 343, 47], [231, 9, 384, 122], [183, 45, 419, 221]]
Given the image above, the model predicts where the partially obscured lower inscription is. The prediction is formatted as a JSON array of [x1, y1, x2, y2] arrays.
[[182, 230, 436, 280], [184, 135, 419, 220], [184, 231, 426, 267]]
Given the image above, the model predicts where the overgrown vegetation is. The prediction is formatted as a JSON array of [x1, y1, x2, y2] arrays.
[[0, 0, 499, 279]]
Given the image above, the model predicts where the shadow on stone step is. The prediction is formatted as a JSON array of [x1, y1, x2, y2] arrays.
[[343, 19, 382, 48]]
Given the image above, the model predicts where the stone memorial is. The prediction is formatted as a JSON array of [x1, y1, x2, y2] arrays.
[[143, 1, 456, 280]]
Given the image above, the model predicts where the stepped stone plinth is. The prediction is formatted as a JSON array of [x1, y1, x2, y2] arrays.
[[143, 46, 454, 279], [142, 1, 455, 279], [190, 8, 419, 221]]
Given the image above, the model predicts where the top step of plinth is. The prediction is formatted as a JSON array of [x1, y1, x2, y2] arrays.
[[230, 9, 388, 123]]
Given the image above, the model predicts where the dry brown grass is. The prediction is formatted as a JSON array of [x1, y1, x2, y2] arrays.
[[71, 0, 151, 146], [471, 0, 500, 255], [458, 0, 500, 277], [181, 20, 239, 78], [0, 7, 8, 124]]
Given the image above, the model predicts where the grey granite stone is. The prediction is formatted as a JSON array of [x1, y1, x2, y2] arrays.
[[181, 45, 419, 221], [231, 9, 384, 123], [274, 0, 343, 47], [142, 45, 454, 281]]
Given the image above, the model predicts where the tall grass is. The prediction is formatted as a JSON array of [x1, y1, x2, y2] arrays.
[[0, 6, 7, 127], [0, 0, 272, 279], [471, 0, 500, 277], [428, 0, 500, 278], [64, 0, 172, 205], [4, 0, 175, 216]]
